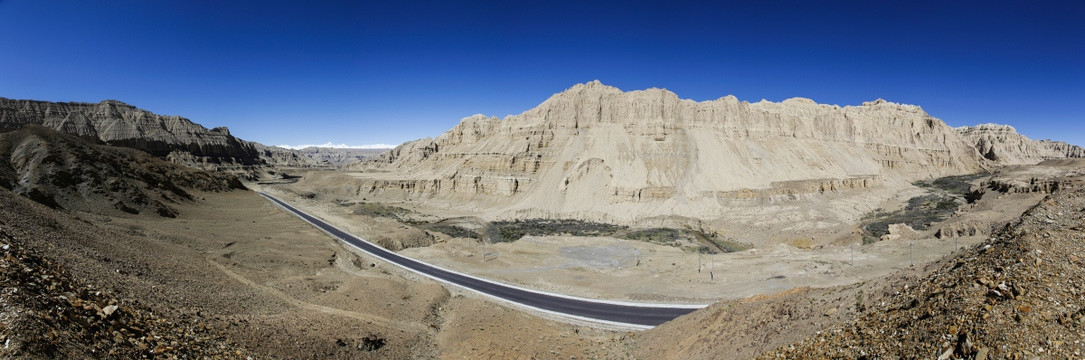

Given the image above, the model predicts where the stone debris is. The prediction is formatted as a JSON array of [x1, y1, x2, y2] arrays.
[[760, 187, 1085, 359], [0, 226, 249, 359]]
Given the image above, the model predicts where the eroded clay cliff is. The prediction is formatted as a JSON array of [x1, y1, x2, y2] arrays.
[[338, 81, 990, 223], [957, 123, 1085, 165]]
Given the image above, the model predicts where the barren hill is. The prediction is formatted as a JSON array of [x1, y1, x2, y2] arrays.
[[958, 123, 1085, 165], [334, 81, 990, 228], [0, 125, 245, 217], [296, 147, 389, 167], [627, 166, 1085, 359], [0, 97, 314, 169], [759, 181, 1085, 359]]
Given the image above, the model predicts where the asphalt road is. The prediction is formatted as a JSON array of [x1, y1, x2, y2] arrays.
[[259, 192, 705, 328]]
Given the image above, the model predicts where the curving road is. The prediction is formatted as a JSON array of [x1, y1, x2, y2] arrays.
[[258, 192, 706, 329]]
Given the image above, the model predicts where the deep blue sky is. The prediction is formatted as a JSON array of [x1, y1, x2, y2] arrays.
[[1, 1, 1082, 147]]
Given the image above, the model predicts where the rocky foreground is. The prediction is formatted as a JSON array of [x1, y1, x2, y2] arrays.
[[0, 219, 249, 359], [761, 185, 1085, 359]]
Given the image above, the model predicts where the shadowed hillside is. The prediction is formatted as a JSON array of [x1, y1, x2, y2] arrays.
[[0, 125, 245, 217], [0, 98, 316, 170]]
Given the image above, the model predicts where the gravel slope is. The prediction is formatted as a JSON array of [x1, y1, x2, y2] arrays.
[[761, 185, 1085, 359]]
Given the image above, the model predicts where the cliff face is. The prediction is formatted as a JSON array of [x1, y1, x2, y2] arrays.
[[0, 98, 313, 169], [294, 147, 388, 167], [343, 81, 988, 221], [956, 123, 1085, 165]]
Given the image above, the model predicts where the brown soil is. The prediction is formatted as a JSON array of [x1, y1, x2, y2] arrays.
[[0, 187, 624, 359], [630, 258, 936, 359], [0, 225, 248, 359], [258, 168, 1043, 306], [759, 184, 1085, 359], [2, 131, 1080, 359], [630, 165, 1085, 360]]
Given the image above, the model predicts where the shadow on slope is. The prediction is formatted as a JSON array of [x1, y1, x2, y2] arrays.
[[0, 125, 245, 217]]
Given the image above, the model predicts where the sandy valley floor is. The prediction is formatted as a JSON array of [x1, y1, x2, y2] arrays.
[[4, 161, 1075, 359], [2, 186, 642, 358], [257, 174, 1044, 305]]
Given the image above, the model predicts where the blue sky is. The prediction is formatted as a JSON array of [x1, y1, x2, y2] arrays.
[[1, 1, 1082, 147]]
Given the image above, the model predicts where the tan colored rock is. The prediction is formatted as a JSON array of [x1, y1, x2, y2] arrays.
[[957, 123, 1085, 165], [293, 147, 388, 166], [343, 81, 986, 224], [881, 223, 921, 241], [934, 221, 990, 239]]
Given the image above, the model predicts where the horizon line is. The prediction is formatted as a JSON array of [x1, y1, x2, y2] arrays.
[[276, 142, 398, 150]]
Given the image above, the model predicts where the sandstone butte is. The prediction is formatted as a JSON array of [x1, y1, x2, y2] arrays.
[[336, 81, 1082, 225]]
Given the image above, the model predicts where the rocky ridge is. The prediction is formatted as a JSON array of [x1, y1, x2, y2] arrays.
[[0, 125, 245, 217], [295, 147, 389, 167], [957, 123, 1085, 165], [343, 81, 988, 223], [0, 97, 315, 170]]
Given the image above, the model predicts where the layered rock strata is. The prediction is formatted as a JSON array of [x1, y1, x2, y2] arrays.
[[957, 123, 1085, 165], [0, 98, 313, 169], [0, 125, 245, 216], [341, 81, 989, 222], [294, 147, 389, 167]]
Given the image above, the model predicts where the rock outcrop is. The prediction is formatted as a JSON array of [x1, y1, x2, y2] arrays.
[[957, 123, 1085, 165], [761, 186, 1085, 359], [881, 223, 921, 241], [0, 224, 251, 358], [341, 81, 989, 222], [0, 125, 245, 216], [0, 98, 314, 169], [295, 147, 388, 167]]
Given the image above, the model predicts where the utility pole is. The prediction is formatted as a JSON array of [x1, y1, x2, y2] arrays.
[[909, 241, 914, 267], [481, 225, 490, 261], [698, 252, 702, 273]]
